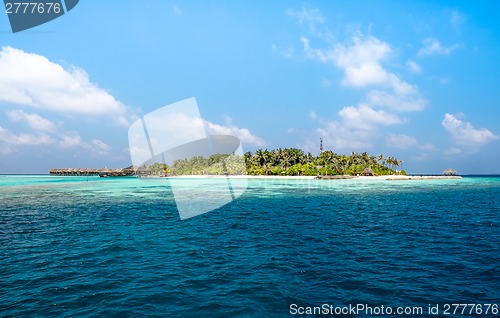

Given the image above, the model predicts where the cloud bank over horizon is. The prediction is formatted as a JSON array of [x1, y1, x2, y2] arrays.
[[0, 2, 499, 174], [0, 47, 264, 170]]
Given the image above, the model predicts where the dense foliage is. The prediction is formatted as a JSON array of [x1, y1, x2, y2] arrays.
[[244, 148, 404, 176], [143, 154, 246, 176], [145, 148, 405, 176]]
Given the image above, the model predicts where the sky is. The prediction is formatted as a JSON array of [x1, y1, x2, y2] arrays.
[[0, 0, 499, 174]]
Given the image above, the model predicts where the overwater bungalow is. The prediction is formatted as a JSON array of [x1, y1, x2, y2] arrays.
[[122, 165, 139, 175], [98, 167, 111, 177], [443, 169, 458, 176], [49, 168, 100, 176], [50, 166, 138, 177]]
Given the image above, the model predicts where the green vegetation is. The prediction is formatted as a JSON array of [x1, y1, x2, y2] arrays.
[[244, 149, 405, 176], [143, 153, 246, 176], [144, 148, 406, 176], [148, 162, 169, 175]]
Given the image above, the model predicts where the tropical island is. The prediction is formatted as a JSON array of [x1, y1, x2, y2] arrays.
[[50, 148, 460, 179], [138, 148, 406, 177]]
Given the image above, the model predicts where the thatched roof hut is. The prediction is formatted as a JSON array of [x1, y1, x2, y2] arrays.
[[122, 165, 138, 176], [98, 167, 111, 177], [360, 167, 375, 176], [50, 165, 143, 177], [443, 169, 458, 176]]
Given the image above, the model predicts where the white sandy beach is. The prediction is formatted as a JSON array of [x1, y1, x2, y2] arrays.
[[169, 175, 462, 180]]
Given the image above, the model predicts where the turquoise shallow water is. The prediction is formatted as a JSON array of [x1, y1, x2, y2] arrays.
[[1, 175, 499, 317]]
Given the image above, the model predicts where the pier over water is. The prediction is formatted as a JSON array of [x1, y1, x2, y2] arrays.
[[49, 166, 137, 177]]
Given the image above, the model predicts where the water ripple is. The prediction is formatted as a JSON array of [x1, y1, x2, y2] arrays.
[[1, 176, 499, 317]]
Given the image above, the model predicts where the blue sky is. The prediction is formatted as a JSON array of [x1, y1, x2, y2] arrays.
[[0, 1, 499, 174]]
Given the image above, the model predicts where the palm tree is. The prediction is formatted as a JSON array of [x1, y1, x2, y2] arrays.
[[394, 157, 400, 169], [386, 156, 399, 174], [264, 162, 272, 175], [273, 148, 285, 169], [339, 154, 350, 175], [384, 156, 391, 171], [282, 149, 291, 170], [393, 158, 401, 174], [239, 148, 404, 176], [263, 149, 272, 167], [361, 151, 370, 166], [350, 152, 362, 166], [254, 149, 264, 168], [305, 152, 315, 164], [284, 148, 304, 166]]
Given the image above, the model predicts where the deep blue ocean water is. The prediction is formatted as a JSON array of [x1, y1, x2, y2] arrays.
[[1, 175, 499, 317]]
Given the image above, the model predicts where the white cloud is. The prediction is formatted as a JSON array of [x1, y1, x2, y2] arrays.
[[204, 119, 265, 147], [407, 60, 421, 74], [128, 102, 265, 168], [418, 38, 462, 56], [0, 46, 131, 126], [366, 90, 426, 112], [302, 34, 418, 93], [317, 121, 375, 150], [286, 13, 431, 153], [442, 113, 498, 145], [0, 126, 54, 145], [287, 5, 324, 24], [223, 115, 233, 125], [91, 139, 111, 155], [298, 31, 427, 150], [6, 109, 56, 131], [316, 104, 404, 151], [0, 121, 110, 156], [343, 62, 388, 87], [59, 133, 84, 148], [287, 5, 325, 36], [301, 34, 425, 113], [419, 143, 436, 151], [309, 111, 318, 120], [339, 104, 403, 129], [385, 133, 417, 149], [59, 133, 111, 156], [129, 145, 150, 162], [302, 35, 394, 87]]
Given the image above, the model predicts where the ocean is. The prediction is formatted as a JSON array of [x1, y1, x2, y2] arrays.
[[1, 175, 499, 317]]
